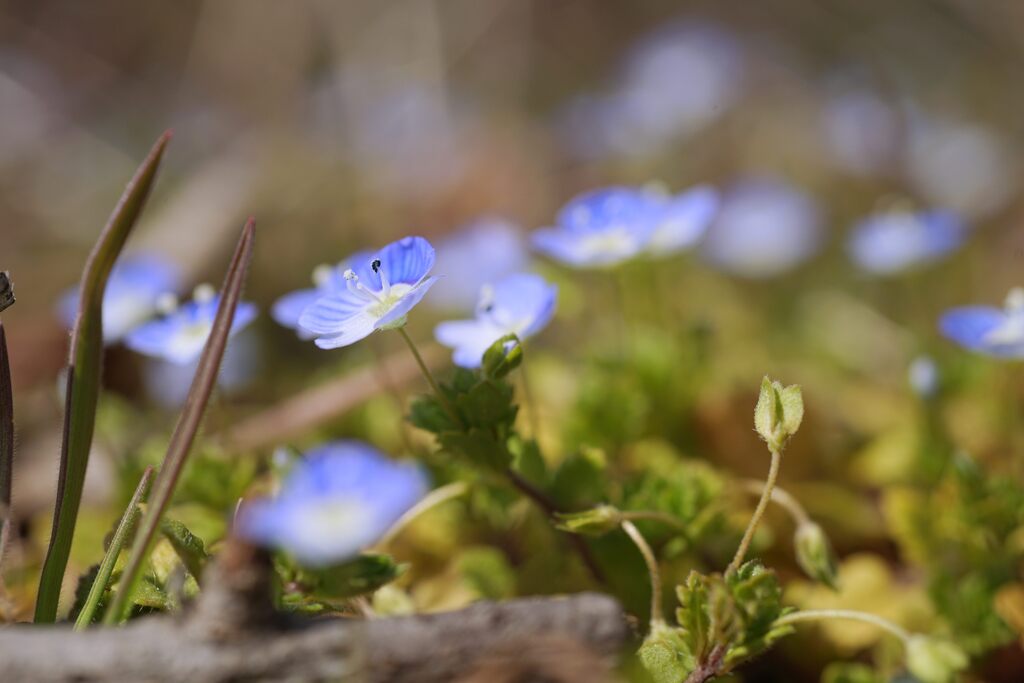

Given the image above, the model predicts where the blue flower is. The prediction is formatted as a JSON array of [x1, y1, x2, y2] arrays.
[[429, 217, 530, 312], [701, 178, 822, 278], [123, 284, 258, 365], [435, 273, 557, 368], [940, 288, 1024, 358], [645, 184, 720, 256], [58, 253, 181, 344], [271, 251, 372, 338], [298, 237, 438, 349], [236, 441, 428, 566], [142, 329, 260, 407], [532, 187, 661, 268], [847, 209, 965, 275]]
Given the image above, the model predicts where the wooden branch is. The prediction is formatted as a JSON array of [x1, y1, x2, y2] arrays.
[[220, 344, 445, 452], [0, 542, 630, 682]]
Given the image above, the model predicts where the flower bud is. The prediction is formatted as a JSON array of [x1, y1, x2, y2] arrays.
[[555, 505, 623, 537], [905, 635, 968, 683], [482, 333, 522, 379], [794, 521, 839, 590], [754, 377, 804, 452]]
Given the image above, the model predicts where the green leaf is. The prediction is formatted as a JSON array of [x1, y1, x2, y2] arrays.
[[821, 662, 884, 683], [35, 131, 171, 623], [458, 547, 516, 599], [438, 429, 512, 471], [308, 553, 405, 600], [456, 379, 516, 429], [74, 467, 154, 629], [105, 218, 256, 625], [555, 505, 623, 537], [159, 518, 208, 579], [409, 394, 455, 434], [638, 622, 695, 683]]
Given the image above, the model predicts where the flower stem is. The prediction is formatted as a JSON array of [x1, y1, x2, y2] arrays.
[[774, 608, 912, 644], [375, 481, 468, 548], [738, 479, 811, 526], [620, 510, 691, 534], [621, 519, 662, 626], [396, 327, 462, 428], [728, 447, 781, 575]]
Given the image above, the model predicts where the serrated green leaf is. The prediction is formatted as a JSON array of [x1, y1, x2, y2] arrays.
[[35, 132, 171, 623], [160, 519, 208, 579], [456, 379, 516, 429], [438, 429, 512, 471], [409, 394, 455, 434]]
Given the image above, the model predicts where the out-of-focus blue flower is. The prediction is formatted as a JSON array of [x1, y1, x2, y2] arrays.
[[905, 113, 1016, 220], [58, 253, 181, 344], [272, 251, 372, 338], [298, 237, 437, 349], [435, 273, 557, 368], [124, 284, 258, 365], [940, 288, 1024, 358], [236, 440, 428, 566], [558, 22, 743, 159], [701, 178, 822, 278], [908, 355, 939, 398], [142, 328, 260, 408], [645, 184, 720, 257], [429, 217, 530, 312], [821, 86, 899, 176], [533, 187, 661, 268], [847, 209, 965, 276]]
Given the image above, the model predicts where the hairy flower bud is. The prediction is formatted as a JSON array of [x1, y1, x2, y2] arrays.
[[754, 377, 804, 452], [794, 521, 839, 590]]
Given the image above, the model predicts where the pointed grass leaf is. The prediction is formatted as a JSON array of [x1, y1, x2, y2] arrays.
[[73, 467, 154, 629], [35, 131, 172, 623], [105, 218, 255, 624], [0, 323, 13, 574]]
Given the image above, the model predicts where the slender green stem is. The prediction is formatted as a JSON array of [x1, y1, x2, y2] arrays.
[[621, 519, 662, 626], [739, 479, 811, 526], [774, 608, 912, 644], [728, 447, 781, 575], [396, 327, 462, 428], [75, 467, 153, 630], [620, 510, 691, 534], [374, 481, 468, 549]]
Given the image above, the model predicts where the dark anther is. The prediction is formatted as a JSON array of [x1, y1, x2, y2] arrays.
[[371, 259, 382, 273]]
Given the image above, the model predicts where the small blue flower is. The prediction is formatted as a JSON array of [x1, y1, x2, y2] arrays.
[[645, 184, 720, 256], [58, 253, 181, 344], [532, 187, 661, 268], [271, 251, 372, 338], [847, 209, 965, 276], [298, 237, 438, 349], [940, 288, 1024, 358], [435, 273, 558, 368], [142, 329, 260, 407], [236, 441, 428, 566], [429, 217, 530, 312], [701, 178, 822, 278], [123, 284, 258, 365]]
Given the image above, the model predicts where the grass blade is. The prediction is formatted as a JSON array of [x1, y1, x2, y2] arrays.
[[105, 218, 256, 625], [0, 323, 13, 576], [34, 131, 172, 622], [73, 466, 153, 630]]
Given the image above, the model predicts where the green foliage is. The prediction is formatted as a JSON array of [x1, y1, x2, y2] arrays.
[[301, 553, 405, 602], [555, 505, 624, 537], [457, 547, 516, 599], [905, 636, 968, 683], [481, 333, 522, 379], [754, 377, 804, 453], [160, 519, 208, 579], [821, 662, 884, 683], [639, 562, 795, 682]]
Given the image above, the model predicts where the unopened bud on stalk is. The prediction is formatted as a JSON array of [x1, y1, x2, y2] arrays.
[[754, 377, 804, 452], [555, 505, 623, 537], [794, 521, 839, 590]]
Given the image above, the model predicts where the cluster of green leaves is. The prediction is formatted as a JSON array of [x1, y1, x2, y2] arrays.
[[885, 453, 1024, 654], [276, 553, 405, 614], [639, 561, 794, 683], [409, 335, 522, 473]]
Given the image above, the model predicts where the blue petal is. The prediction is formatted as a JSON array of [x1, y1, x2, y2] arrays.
[[371, 236, 436, 287], [298, 292, 369, 336], [556, 186, 660, 236], [531, 228, 595, 267], [312, 312, 377, 349], [939, 307, 1008, 353], [488, 273, 558, 337], [272, 288, 320, 330], [848, 209, 965, 275], [435, 319, 505, 368], [648, 185, 719, 254], [375, 276, 438, 328]]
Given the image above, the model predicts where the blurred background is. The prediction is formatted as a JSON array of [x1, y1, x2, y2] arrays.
[[3, 1, 1024, 680]]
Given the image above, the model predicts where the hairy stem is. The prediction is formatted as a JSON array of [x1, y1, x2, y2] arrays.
[[396, 327, 462, 428], [774, 608, 912, 644], [728, 447, 781, 575], [738, 479, 811, 527], [621, 520, 662, 626], [620, 510, 691, 534], [375, 482, 468, 548]]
